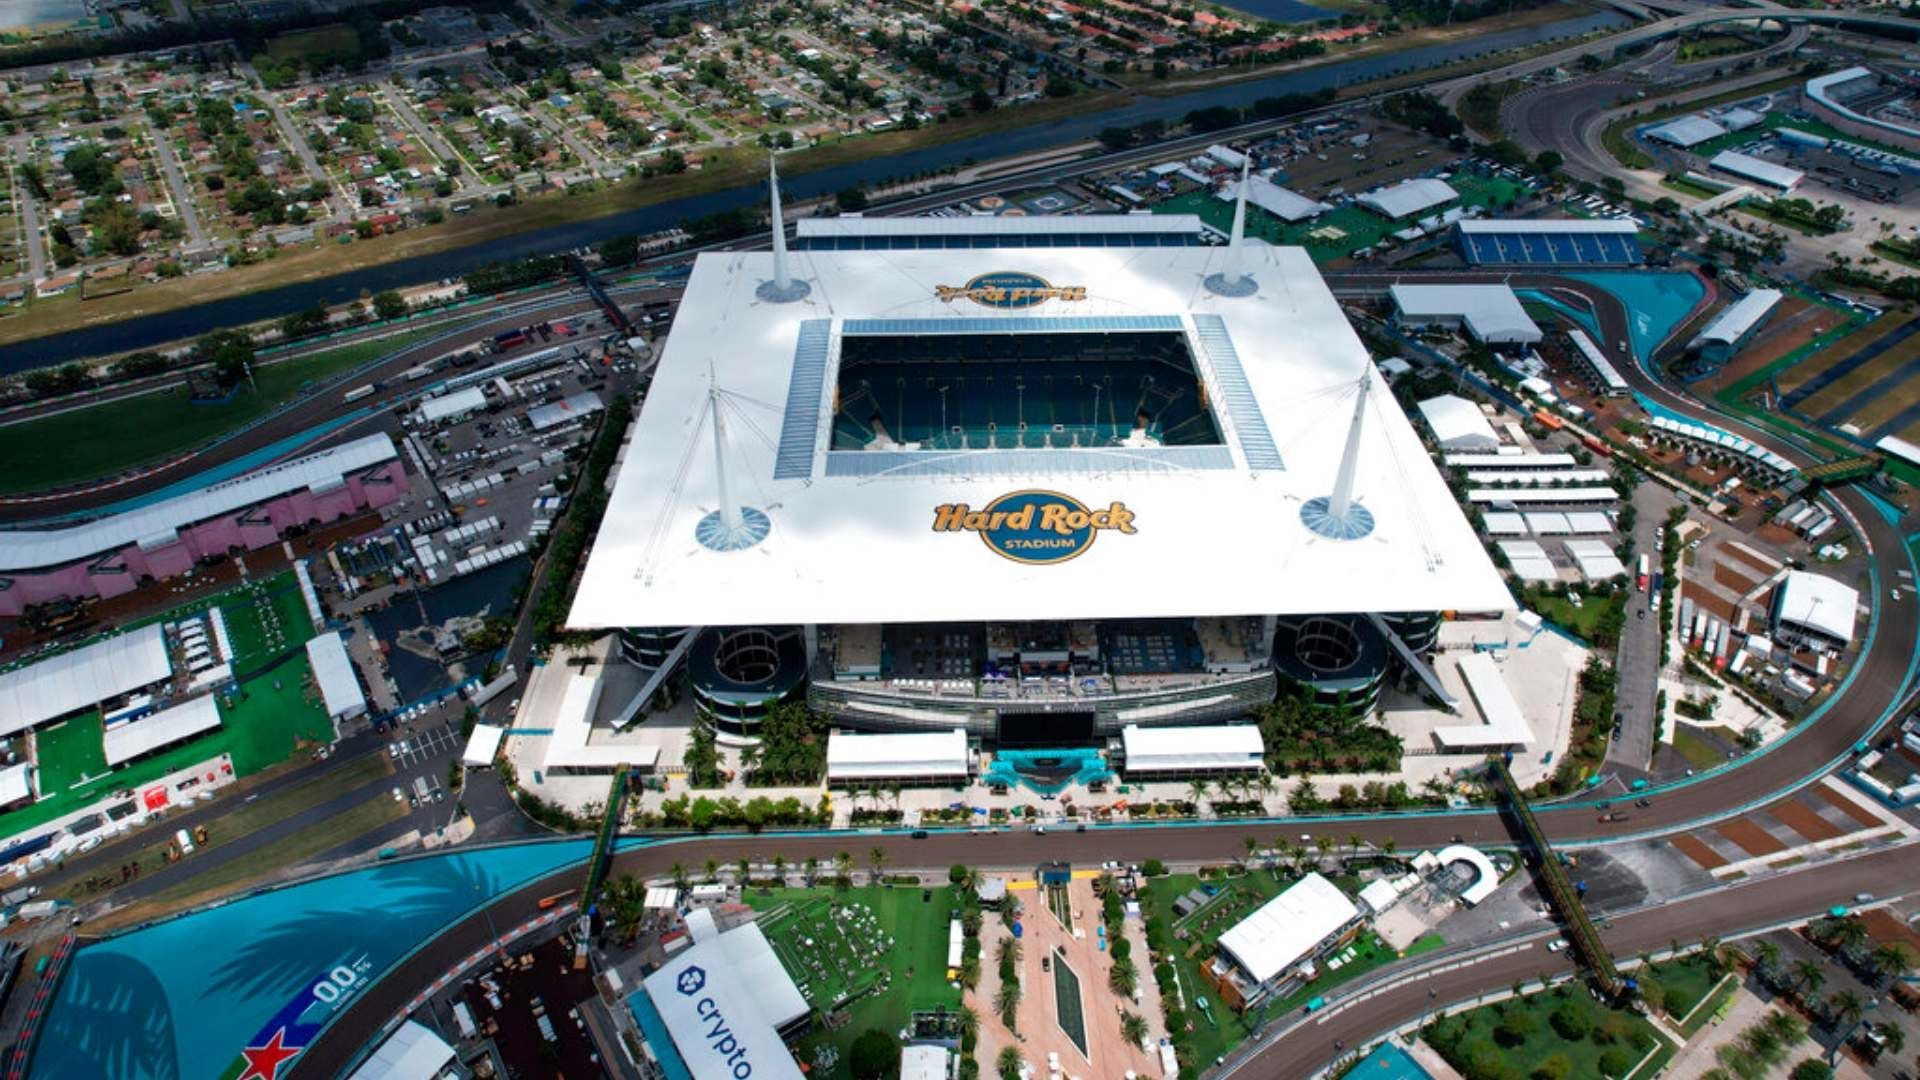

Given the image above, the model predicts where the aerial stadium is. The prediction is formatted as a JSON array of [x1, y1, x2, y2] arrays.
[[568, 170, 1514, 739]]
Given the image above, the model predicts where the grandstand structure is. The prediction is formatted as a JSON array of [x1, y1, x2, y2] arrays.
[[570, 173, 1511, 739], [0, 434, 405, 617], [1806, 66, 1920, 154], [1454, 219, 1643, 267]]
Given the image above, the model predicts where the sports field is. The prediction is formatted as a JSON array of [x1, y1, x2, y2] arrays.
[[746, 886, 963, 1078], [0, 327, 438, 494], [1051, 949, 1088, 1057], [1155, 172, 1528, 264]]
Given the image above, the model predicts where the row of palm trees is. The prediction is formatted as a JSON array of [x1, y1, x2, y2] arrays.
[[1749, 933, 1913, 1060], [1238, 832, 1401, 874], [658, 846, 900, 890]]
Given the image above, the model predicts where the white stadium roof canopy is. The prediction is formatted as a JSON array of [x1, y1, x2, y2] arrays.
[[1647, 115, 1727, 147], [1218, 174, 1330, 223], [103, 694, 221, 766], [794, 214, 1204, 240], [1216, 872, 1360, 985], [0, 434, 397, 574], [1774, 570, 1860, 645], [305, 632, 367, 720], [0, 623, 172, 738], [567, 245, 1512, 629], [1416, 395, 1499, 452], [1357, 178, 1459, 219], [1390, 284, 1541, 345], [1121, 723, 1264, 772], [643, 922, 807, 1080], [826, 728, 969, 781], [416, 385, 488, 425], [1710, 150, 1803, 191], [1691, 289, 1782, 348]]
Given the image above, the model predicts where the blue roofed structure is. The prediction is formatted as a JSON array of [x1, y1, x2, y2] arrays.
[[1455, 218, 1643, 267]]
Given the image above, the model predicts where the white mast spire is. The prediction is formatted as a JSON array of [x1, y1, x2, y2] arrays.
[[758, 156, 810, 302], [1204, 156, 1257, 297], [1328, 371, 1371, 522], [709, 371, 740, 536], [1299, 367, 1379, 540]]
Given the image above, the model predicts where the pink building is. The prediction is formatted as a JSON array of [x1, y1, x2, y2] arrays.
[[0, 434, 404, 616]]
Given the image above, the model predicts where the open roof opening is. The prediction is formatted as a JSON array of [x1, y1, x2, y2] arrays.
[[832, 330, 1222, 451]]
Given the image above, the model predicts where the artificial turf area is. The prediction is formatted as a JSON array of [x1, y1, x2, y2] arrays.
[[744, 885, 962, 1079], [0, 327, 438, 493], [1142, 870, 1396, 1066], [2, 572, 332, 839], [1052, 948, 1088, 1057], [1154, 171, 1529, 264], [1424, 982, 1673, 1080]]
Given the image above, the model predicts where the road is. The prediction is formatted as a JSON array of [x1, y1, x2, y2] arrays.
[[1228, 843, 1914, 1078], [7, 140, 49, 285], [147, 127, 209, 252], [242, 61, 345, 223], [378, 80, 471, 188], [1613, 482, 1679, 773]]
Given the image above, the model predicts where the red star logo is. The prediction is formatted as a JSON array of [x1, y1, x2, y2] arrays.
[[239, 1029, 302, 1080]]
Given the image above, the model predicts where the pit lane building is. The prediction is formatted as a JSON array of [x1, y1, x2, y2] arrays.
[[0, 433, 405, 617], [566, 173, 1512, 744]]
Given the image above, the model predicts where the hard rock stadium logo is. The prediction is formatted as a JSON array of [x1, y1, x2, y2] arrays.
[[933, 490, 1135, 565], [935, 271, 1086, 309]]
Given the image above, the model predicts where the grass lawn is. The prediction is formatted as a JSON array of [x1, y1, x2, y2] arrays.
[[1142, 869, 1395, 1066], [0, 326, 438, 493], [1670, 725, 1737, 772], [43, 752, 392, 902], [109, 791, 407, 919], [1426, 983, 1672, 1080], [1661, 176, 1724, 199], [1154, 172, 1527, 265], [263, 24, 360, 63], [1644, 952, 1725, 1024], [744, 885, 962, 1078], [1529, 591, 1624, 645]]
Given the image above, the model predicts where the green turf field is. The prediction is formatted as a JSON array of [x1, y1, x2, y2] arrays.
[[1155, 172, 1526, 264], [1052, 949, 1089, 1057], [2, 574, 334, 840], [745, 885, 963, 1078], [1425, 982, 1672, 1079], [0, 327, 438, 493]]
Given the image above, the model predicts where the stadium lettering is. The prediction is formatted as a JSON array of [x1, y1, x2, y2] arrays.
[[933, 490, 1136, 565], [694, 997, 755, 1078], [935, 271, 1085, 309]]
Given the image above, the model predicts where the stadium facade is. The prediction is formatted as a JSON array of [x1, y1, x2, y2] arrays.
[[569, 180, 1511, 739]]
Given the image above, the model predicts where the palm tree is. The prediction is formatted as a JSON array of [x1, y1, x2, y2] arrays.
[[835, 850, 853, 883], [771, 854, 787, 885], [996, 1045, 1023, 1079], [1347, 833, 1367, 855], [1121, 1011, 1149, 1044], [1000, 936, 1022, 966], [735, 855, 751, 883], [1187, 778, 1210, 810], [1792, 958, 1824, 997], [1314, 835, 1334, 867], [1109, 959, 1137, 996], [1254, 771, 1276, 806], [802, 855, 818, 886], [1831, 988, 1865, 1030], [703, 857, 719, 883], [1381, 837, 1398, 858], [670, 861, 689, 889], [1754, 940, 1781, 980], [1872, 1020, 1905, 1059], [868, 846, 886, 884], [957, 1005, 980, 1044], [1242, 835, 1259, 869], [1834, 918, 1870, 955], [995, 981, 1022, 1027], [959, 955, 981, 988], [1871, 942, 1913, 985]]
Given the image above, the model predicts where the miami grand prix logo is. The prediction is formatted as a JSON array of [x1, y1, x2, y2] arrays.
[[933, 490, 1136, 565], [935, 271, 1086, 309], [677, 965, 708, 995]]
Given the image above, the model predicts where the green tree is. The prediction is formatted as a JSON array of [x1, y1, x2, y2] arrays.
[[996, 1046, 1022, 1080], [371, 290, 407, 320], [1788, 1061, 1833, 1080], [848, 1027, 898, 1078]]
